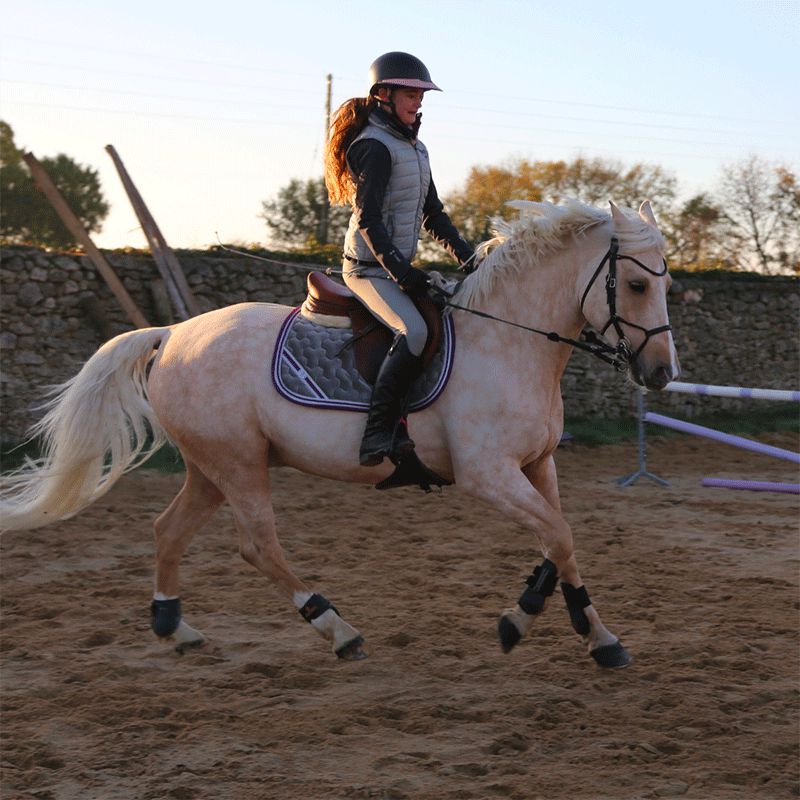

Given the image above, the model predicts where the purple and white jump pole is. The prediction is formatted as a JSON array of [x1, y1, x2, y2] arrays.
[[644, 412, 800, 465], [618, 382, 800, 493], [665, 381, 800, 403]]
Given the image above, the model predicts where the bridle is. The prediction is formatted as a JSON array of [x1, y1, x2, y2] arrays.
[[441, 236, 672, 372], [578, 236, 672, 367]]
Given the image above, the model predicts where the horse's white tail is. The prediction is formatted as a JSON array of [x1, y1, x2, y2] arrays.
[[1, 327, 172, 531]]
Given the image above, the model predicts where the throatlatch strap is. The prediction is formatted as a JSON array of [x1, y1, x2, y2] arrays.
[[298, 593, 338, 622], [518, 558, 559, 615]]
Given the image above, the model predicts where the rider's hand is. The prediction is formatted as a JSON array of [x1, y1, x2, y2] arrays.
[[398, 266, 430, 297]]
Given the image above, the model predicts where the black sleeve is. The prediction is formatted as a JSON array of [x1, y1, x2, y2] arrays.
[[347, 139, 412, 281], [422, 178, 474, 266]]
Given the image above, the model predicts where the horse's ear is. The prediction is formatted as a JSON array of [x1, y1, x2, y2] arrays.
[[639, 200, 658, 228], [609, 201, 626, 228]]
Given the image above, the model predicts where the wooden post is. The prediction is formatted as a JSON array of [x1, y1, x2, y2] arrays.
[[105, 145, 202, 319], [318, 73, 332, 244], [22, 152, 151, 329]]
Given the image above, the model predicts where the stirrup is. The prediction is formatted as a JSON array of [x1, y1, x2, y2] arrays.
[[376, 451, 451, 492]]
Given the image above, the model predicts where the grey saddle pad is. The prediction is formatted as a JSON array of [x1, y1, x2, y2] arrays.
[[271, 308, 455, 412]]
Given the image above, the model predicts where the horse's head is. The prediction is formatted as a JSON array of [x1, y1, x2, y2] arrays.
[[581, 201, 680, 390]]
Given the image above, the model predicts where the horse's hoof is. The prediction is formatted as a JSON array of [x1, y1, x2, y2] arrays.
[[498, 615, 522, 654], [590, 640, 633, 668], [174, 638, 205, 655], [168, 620, 206, 654], [336, 635, 368, 661]]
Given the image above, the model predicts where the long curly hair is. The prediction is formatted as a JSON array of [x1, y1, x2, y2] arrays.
[[324, 96, 377, 206]]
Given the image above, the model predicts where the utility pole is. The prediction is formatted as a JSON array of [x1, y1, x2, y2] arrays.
[[318, 73, 332, 244]]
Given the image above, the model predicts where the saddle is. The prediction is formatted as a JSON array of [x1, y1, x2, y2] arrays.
[[301, 271, 444, 385], [298, 272, 450, 493]]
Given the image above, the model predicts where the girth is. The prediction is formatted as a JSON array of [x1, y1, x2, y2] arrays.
[[302, 272, 443, 385]]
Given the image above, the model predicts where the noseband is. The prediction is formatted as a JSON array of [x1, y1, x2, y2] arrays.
[[579, 237, 672, 369]]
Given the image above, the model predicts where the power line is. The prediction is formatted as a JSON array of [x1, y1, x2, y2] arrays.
[[1, 78, 315, 111], [1, 33, 320, 78], [0, 57, 321, 95], [3, 98, 771, 164], [5, 75, 792, 141]]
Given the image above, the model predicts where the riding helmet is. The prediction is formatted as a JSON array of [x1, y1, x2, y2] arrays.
[[368, 52, 442, 95]]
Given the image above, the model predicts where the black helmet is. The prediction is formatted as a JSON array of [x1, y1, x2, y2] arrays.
[[368, 52, 442, 95]]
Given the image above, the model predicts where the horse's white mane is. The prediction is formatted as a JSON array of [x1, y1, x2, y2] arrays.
[[455, 199, 665, 309]]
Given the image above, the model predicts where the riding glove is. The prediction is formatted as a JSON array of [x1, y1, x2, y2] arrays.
[[399, 266, 431, 296]]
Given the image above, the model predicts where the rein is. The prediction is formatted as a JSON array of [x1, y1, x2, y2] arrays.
[[436, 237, 671, 373]]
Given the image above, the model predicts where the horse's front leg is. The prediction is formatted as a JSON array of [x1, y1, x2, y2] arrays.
[[521, 457, 631, 667], [460, 457, 630, 667]]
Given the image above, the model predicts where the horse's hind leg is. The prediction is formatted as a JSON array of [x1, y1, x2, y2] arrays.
[[151, 458, 224, 652], [223, 460, 367, 660]]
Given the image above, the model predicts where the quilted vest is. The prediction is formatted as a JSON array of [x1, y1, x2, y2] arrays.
[[343, 115, 431, 264]]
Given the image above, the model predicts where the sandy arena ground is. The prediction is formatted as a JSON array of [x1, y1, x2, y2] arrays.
[[1, 432, 798, 800]]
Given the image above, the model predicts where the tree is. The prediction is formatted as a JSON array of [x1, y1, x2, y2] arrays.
[[260, 177, 350, 248], [0, 121, 110, 249], [662, 193, 727, 270], [715, 155, 799, 274], [443, 156, 677, 245]]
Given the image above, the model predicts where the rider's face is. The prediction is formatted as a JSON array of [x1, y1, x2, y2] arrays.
[[385, 88, 424, 126]]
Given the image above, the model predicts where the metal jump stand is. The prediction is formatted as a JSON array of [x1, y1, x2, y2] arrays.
[[617, 389, 668, 487]]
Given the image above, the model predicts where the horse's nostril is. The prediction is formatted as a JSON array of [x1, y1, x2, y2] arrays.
[[648, 366, 671, 390]]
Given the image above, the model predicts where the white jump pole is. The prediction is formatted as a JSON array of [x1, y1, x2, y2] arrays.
[[665, 381, 800, 403]]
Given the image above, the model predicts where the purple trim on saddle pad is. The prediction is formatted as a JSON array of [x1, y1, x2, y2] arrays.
[[271, 307, 456, 413]]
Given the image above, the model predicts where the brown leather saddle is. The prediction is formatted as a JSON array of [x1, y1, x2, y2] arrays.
[[301, 271, 444, 385], [300, 271, 450, 492]]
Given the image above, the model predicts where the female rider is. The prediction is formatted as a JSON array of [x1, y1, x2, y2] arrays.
[[324, 51, 475, 467]]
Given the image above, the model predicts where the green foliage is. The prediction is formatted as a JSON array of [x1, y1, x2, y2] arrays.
[[0, 121, 110, 249], [443, 156, 677, 244], [662, 193, 728, 270], [260, 177, 350, 248]]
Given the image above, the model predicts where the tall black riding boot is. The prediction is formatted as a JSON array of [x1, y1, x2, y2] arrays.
[[359, 335, 423, 467]]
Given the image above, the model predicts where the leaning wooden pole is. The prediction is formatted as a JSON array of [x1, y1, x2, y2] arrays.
[[105, 145, 202, 319], [22, 152, 150, 329]]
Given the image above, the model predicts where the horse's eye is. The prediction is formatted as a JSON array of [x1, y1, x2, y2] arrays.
[[628, 281, 646, 294]]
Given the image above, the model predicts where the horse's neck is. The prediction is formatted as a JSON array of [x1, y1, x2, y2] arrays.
[[461, 245, 587, 388]]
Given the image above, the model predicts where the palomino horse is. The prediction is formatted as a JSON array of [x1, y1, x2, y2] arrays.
[[1, 200, 679, 667]]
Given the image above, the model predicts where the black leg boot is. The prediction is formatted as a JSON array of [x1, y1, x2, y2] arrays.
[[359, 336, 423, 467]]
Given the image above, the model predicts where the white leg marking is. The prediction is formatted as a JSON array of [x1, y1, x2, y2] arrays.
[[584, 606, 619, 651], [503, 604, 539, 638], [311, 608, 361, 652], [172, 619, 205, 647]]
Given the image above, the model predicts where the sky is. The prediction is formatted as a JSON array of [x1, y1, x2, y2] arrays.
[[1, 0, 798, 250]]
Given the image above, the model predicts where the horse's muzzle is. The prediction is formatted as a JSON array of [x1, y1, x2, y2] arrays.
[[631, 360, 675, 391]]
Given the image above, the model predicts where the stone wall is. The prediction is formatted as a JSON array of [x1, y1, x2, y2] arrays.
[[1, 245, 798, 442]]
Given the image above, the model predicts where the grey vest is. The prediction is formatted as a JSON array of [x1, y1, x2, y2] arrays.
[[343, 116, 431, 264]]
